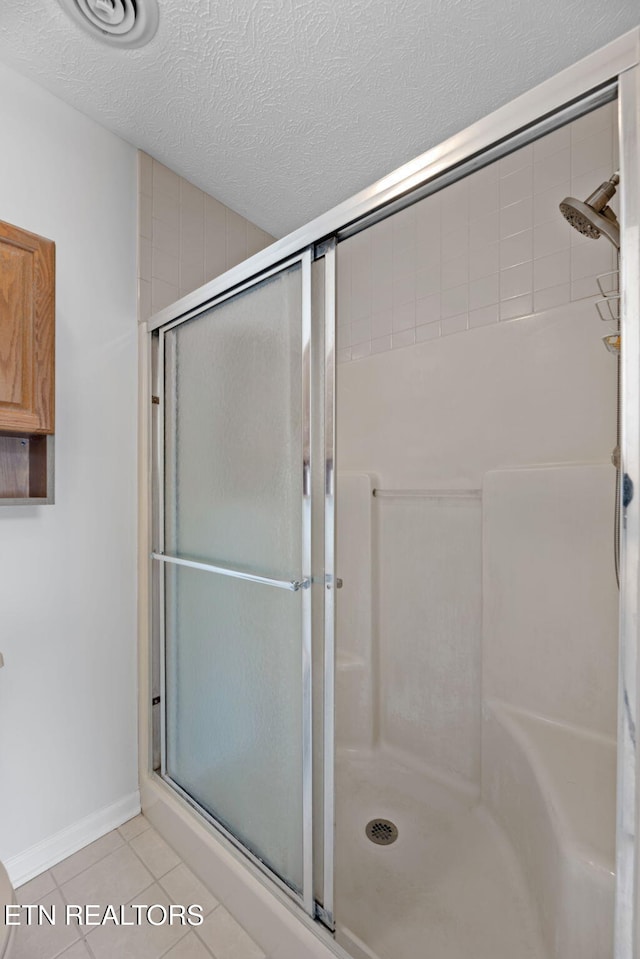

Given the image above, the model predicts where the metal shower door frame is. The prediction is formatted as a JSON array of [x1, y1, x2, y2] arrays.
[[153, 247, 328, 919]]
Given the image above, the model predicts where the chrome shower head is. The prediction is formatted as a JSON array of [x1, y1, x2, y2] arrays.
[[559, 172, 620, 250]]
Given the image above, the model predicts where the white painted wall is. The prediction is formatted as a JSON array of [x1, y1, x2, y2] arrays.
[[0, 60, 139, 872]]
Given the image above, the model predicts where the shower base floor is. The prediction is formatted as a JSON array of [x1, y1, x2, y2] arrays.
[[334, 748, 548, 959]]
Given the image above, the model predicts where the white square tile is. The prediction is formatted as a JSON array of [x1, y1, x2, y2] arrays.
[[500, 230, 532, 269], [180, 205, 204, 252], [180, 180, 205, 220], [440, 313, 468, 336], [163, 933, 212, 959], [195, 906, 264, 959], [85, 883, 191, 959], [469, 240, 499, 281], [393, 212, 416, 273], [441, 284, 468, 319], [139, 193, 152, 240], [415, 292, 441, 326], [533, 149, 571, 194], [393, 268, 416, 307], [571, 276, 600, 300], [139, 236, 152, 281], [371, 310, 392, 338], [152, 247, 179, 287], [119, 816, 151, 842], [337, 325, 351, 350], [152, 189, 180, 229], [533, 219, 571, 259], [416, 322, 440, 343], [500, 165, 533, 208], [571, 133, 613, 180], [500, 261, 532, 300], [370, 216, 394, 269], [570, 102, 613, 145], [16, 871, 56, 905], [180, 227, 205, 273], [153, 161, 180, 198], [371, 335, 392, 354], [441, 253, 468, 290], [500, 292, 533, 321], [129, 828, 181, 880], [351, 341, 372, 360], [469, 211, 499, 246], [392, 301, 415, 333], [440, 180, 468, 232], [533, 249, 570, 291], [152, 277, 179, 313], [441, 226, 468, 261], [52, 831, 124, 886], [533, 180, 571, 226], [351, 234, 372, 320], [12, 888, 81, 959], [246, 224, 266, 257], [571, 240, 613, 282], [153, 218, 180, 258], [351, 318, 372, 345], [469, 274, 498, 311], [533, 124, 571, 161], [467, 165, 499, 219], [416, 262, 441, 299], [138, 279, 151, 322], [391, 329, 416, 350], [138, 152, 153, 197], [500, 197, 533, 239], [469, 304, 499, 328], [60, 845, 153, 915], [204, 196, 227, 279], [226, 210, 247, 269], [499, 143, 533, 176], [58, 942, 94, 959], [370, 264, 393, 313], [180, 255, 205, 295], [533, 283, 571, 312]]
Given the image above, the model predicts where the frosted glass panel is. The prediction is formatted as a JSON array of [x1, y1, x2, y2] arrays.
[[165, 564, 304, 892], [164, 264, 303, 579]]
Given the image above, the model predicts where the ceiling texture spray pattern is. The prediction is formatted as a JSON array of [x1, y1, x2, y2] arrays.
[[0, 1, 637, 237]]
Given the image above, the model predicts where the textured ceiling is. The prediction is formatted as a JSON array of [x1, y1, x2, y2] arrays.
[[0, 1, 637, 237]]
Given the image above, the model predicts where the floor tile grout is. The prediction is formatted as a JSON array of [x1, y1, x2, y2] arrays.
[[19, 815, 263, 959]]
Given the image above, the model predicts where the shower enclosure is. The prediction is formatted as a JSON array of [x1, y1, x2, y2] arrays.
[[141, 31, 640, 959]]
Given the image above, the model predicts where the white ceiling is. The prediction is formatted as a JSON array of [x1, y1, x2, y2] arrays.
[[0, 1, 637, 237]]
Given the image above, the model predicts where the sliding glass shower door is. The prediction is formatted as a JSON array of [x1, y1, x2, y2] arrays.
[[155, 252, 317, 910]]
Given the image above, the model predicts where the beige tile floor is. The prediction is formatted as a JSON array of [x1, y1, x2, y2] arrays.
[[12, 815, 266, 959]]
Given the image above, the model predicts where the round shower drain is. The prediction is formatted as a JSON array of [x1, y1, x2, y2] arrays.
[[58, 0, 159, 47], [365, 819, 398, 845]]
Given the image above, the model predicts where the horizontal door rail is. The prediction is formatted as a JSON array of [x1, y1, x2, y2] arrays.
[[152, 552, 309, 591]]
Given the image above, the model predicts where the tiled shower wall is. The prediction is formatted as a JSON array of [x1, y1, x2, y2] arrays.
[[137, 151, 274, 322], [337, 101, 619, 362]]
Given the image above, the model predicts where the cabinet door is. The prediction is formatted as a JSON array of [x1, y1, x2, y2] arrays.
[[0, 220, 55, 434]]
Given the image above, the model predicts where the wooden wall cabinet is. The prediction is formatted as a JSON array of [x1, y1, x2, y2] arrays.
[[0, 218, 55, 503]]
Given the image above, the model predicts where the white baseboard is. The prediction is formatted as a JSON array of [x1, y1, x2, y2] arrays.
[[4, 790, 141, 887]]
